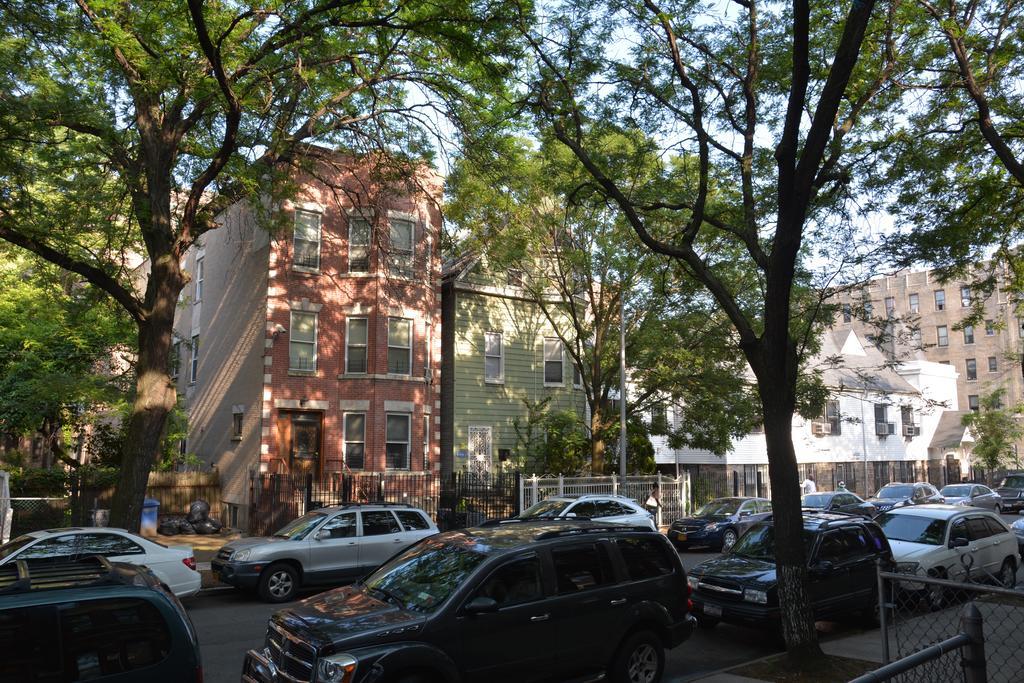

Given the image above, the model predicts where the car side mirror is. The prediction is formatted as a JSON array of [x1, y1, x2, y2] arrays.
[[739, 510, 750, 518], [314, 530, 330, 541], [950, 537, 969, 549], [564, 512, 577, 518], [464, 597, 499, 615], [810, 560, 834, 576]]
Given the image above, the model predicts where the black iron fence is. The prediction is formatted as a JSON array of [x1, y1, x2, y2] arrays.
[[247, 471, 520, 536]]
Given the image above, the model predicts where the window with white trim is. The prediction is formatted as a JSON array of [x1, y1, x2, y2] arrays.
[[348, 216, 370, 273], [389, 218, 414, 277], [423, 414, 430, 470], [988, 356, 997, 373], [289, 311, 317, 371], [293, 209, 321, 269], [386, 413, 411, 469], [908, 293, 919, 314], [965, 358, 977, 381], [484, 332, 503, 382], [960, 286, 971, 307], [934, 289, 945, 311], [189, 334, 199, 383], [985, 319, 995, 336], [231, 410, 243, 440], [964, 324, 975, 344], [937, 325, 948, 347], [387, 318, 412, 375], [544, 338, 563, 385], [346, 318, 368, 373], [343, 413, 365, 470], [195, 256, 204, 302]]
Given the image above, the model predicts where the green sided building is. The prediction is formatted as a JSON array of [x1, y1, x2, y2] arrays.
[[440, 257, 587, 476]]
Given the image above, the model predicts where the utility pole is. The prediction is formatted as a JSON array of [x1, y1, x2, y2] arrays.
[[619, 290, 627, 482]]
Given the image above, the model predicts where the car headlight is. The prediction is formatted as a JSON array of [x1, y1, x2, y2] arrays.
[[704, 523, 720, 531], [956, 500, 970, 506], [231, 549, 252, 562], [316, 653, 357, 683], [895, 562, 920, 574], [687, 575, 700, 591], [743, 588, 768, 604]]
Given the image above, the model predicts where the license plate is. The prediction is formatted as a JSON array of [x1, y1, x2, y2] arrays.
[[703, 603, 723, 617], [673, 531, 687, 541]]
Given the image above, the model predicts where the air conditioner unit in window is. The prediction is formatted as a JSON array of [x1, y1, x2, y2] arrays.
[[875, 422, 895, 436], [811, 422, 832, 436], [903, 425, 920, 437]]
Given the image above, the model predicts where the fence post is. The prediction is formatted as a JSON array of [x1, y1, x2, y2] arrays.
[[612, 474, 618, 495], [558, 474, 564, 496], [960, 602, 987, 683], [532, 474, 539, 508], [877, 561, 890, 665]]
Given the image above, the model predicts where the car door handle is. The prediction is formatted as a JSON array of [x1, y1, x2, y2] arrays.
[[530, 614, 550, 622], [393, 539, 404, 543], [610, 598, 628, 606]]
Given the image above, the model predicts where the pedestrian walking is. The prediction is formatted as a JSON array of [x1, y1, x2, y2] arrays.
[[801, 477, 816, 495]]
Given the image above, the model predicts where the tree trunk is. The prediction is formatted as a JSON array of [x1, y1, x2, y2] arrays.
[[109, 255, 182, 531], [590, 403, 606, 473]]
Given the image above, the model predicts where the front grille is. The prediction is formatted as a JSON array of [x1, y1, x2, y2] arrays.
[[216, 548, 233, 562], [266, 623, 316, 682], [697, 576, 745, 601]]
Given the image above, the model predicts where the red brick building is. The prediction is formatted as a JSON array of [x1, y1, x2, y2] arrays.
[[172, 154, 442, 527]]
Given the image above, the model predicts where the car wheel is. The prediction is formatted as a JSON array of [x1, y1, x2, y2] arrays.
[[996, 504, 1003, 514], [997, 558, 1017, 589], [721, 528, 738, 551], [611, 630, 664, 683], [926, 567, 947, 611], [259, 563, 299, 603], [695, 615, 719, 630]]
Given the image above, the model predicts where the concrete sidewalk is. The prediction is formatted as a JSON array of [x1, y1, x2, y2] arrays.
[[686, 629, 884, 682]]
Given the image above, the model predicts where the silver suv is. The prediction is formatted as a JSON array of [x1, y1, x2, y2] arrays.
[[212, 503, 438, 602]]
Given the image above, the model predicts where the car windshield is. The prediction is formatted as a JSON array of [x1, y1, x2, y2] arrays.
[[877, 485, 914, 499], [361, 536, 488, 612], [940, 485, 972, 497], [728, 524, 815, 562], [273, 512, 328, 540], [801, 494, 832, 509], [695, 500, 741, 518], [875, 513, 947, 545], [999, 475, 1024, 489], [0, 536, 34, 561], [520, 499, 572, 518]]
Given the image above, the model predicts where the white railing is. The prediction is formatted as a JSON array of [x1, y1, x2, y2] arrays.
[[519, 473, 691, 527]]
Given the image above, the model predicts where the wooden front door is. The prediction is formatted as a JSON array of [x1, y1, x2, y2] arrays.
[[277, 411, 323, 478]]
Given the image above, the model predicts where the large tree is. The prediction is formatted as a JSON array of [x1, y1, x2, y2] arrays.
[[0, 0, 522, 529], [521, 0, 907, 658]]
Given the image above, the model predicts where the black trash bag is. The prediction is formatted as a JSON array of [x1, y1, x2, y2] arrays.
[[205, 517, 223, 532], [191, 519, 218, 535], [176, 519, 196, 534], [186, 499, 211, 523], [157, 521, 180, 536]]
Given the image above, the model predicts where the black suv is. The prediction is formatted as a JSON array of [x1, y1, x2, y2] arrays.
[[243, 521, 695, 683], [995, 473, 1024, 513], [687, 512, 892, 632], [867, 482, 944, 513], [0, 555, 202, 682]]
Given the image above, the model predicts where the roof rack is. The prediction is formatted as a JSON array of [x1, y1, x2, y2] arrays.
[[534, 525, 654, 540], [478, 516, 596, 527], [0, 555, 132, 595], [314, 501, 412, 509]]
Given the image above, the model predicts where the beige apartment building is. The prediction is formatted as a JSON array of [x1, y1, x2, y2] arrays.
[[833, 265, 1024, 473]]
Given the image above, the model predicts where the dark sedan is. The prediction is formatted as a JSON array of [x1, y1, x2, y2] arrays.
[[668, 497, 772, 550], [801, 491, 878, 518], [867, 482, 944, 514], [995, 473, 1024, 513]]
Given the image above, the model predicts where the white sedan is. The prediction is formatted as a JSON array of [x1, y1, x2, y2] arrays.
[[0, 527, 201, 598]]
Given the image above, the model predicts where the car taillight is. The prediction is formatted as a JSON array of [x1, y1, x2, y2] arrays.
[[183, 557, 197, 571], [196, 665, 203, 683], [686, 580, 694, 612]]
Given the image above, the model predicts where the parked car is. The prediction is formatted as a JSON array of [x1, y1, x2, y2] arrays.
[[687, 512, 892, 632], [938, 484, 1002, 512], [994, 473, 1024, 513], [875, 505, 1018, 604], [801, 490, 878, 518], [243, 520, 694, 683], [0, 526, 201, 598], [0, 555, 202, 682], [668, 497, 772, 550], [867, 482, 944, 513], [515, 493, 657, 530], [214, 503, 438, 602]]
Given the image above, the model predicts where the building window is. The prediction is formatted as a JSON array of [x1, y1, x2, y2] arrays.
[[195, 256, 204, 302], [842, 303, 852, 323], [484, 332, 503, 382], [826, 400, 842, 435], [389, 217, 414, 277], [863, 302, 874, 319], [348, 216, 370, 273], [934, 289, 945, 311], [884, 297, 895, 317], [573, 363, 582, 388], [289, 311, 317, 371], [988, 356, 997, 373], [189, 334, 199, 383], [343, 413, 365, 470], [965, 358, 977, 381], [386, 413, 411, 469], [900, 405, 915, 426], [293, 209, 321, 270], [544, 338, 563, 385], [963, 324, 975, 344], [650, 405, 669, 434], [231, 410, 243, 440], [936, 325, 948, 347], [346, 318, 368, 373], [908, 293, 919, 314], [960, 286, 971, 307], [911, 327, 922, 347], [423, 414, 430, 470], [874, 404, 891, 435], [508, 269, 524, 287], [170, 340, 181, 380], [387, 318, 412, 375], [968, 395, 979, 412], [993, 394, 1004, 409], [985, 319, 995, 336]]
